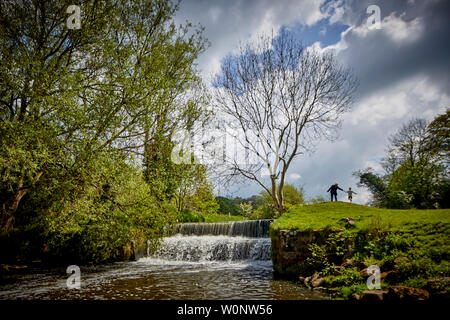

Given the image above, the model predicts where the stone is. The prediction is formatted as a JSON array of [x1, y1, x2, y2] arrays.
[[359, 264, 381, 279], [340, 217, 355, 228], [359, 290, 386, 301], [382, 270, 399, 282], [311, 277, 326, 288], [422, 278, 450, 300], [350, 293, 361, 301], [385, 286, 430, 301], [342, 258, 354, 268]]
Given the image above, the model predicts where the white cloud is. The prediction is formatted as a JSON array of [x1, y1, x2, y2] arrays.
[[176, 0, 327, 79], [382, 13, 424, 43], [348, 75, 450, 126], [288, 173, 302, 181]]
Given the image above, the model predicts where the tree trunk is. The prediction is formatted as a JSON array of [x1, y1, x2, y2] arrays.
[[0, 171, 43, 238]]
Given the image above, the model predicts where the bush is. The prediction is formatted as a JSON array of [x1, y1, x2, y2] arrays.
[[176, 210, 206, 223], [27, 153, 176, 264]]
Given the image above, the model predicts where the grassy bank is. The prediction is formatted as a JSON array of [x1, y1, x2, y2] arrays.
[[271, 202, 450, 299]]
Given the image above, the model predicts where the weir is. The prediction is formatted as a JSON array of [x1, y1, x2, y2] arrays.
[[150, 220, 273, 262], [173, 219, 273, 238]]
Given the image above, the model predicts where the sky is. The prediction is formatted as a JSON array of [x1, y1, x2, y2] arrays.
[[175, 0, 450, 204]]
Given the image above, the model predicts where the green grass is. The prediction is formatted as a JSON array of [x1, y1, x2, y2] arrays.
[[203, 214, 248, 223], [272, 202, 450, 233], [272, 202, 450, 295], [272, 202, 450, 264]]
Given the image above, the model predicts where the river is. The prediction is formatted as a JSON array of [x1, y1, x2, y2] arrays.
[[0, 220, 329, 300]]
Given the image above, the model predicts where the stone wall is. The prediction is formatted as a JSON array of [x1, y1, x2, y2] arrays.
[[271, 228, 347, 279]]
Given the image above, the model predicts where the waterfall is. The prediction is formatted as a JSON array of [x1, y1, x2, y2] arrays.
[[149, 220, 272, 262], [174, 220, 272, 238]]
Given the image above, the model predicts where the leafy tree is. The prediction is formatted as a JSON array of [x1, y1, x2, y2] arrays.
[[353, 168, 388, 207], [0, 0, 208, 262], [238, 202, 253, 218], [174, 164, 219, 216], [253, 184, 304, 218], [215, 196, 240, 216], [355, 111, 449, 209]]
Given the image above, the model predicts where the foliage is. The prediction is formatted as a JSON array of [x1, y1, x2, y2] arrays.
[[238, 202, 253, 218], [0, 0, 210, 263], [306, 195, 327, 204], [215, 196, 240, 216], [355, 111, 450, 209], [272, 203, 450, 298], [252, 184, 304, 219]]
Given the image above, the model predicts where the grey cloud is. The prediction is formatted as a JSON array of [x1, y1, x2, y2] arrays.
[[175, 0, 450, 203]]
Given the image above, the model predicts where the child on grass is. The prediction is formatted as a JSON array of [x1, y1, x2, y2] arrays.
[[346, 187, 357, 203]]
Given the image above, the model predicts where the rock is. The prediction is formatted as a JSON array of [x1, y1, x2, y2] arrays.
[[359, 264, 381, 279], [330, 265, 344, 275], [385, 286, 430, 301], [342, 258, 354, 268], [350, 293, 361, 301], [311, 277, 326, 288], [422, 277, 450, 300], [304, 273, 326, 288], [359, 290, 386, 301], [380, 270, 397, 281], [340, 217, 355, 228]]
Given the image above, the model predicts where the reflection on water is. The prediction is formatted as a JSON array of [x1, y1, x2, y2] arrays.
[[0, 259, 329, 300]]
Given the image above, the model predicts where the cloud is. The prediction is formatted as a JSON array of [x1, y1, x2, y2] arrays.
[[175, 0, 327, 78], [176, 0, 450, 206], [288, 173, 302, 181]]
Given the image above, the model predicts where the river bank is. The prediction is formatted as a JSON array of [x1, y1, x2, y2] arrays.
[[270, 202, 450, 300]]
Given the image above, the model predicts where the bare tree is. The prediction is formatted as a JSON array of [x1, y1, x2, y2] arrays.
[[212, 31, 357, 214], [381, 118, 429, 175]]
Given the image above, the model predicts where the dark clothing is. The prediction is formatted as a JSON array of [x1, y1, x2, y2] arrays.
[[327, 184, 344, 193], [327, 184, 344, 202]]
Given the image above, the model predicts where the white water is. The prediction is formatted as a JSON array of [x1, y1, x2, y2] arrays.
[[151, 235, 271, 262], [0, 220, 330, 299]]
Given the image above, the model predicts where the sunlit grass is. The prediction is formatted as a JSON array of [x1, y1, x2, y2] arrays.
[[271, 202, 450, 232]]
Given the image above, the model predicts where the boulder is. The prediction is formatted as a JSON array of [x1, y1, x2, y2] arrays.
[[359, 264, 381, 279], [340, 217, 355, 228], [350, 293, 361, 301], [311, 276, 326, 288], [359, 290, 386, 301], [342, 258, 354, 268], [422, 278, 450, 300], [385, 286, 430, 301]]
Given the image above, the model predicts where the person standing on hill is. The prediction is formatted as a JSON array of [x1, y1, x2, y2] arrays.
[[346, 187, 357, 203], [327, 183, 344, 202]]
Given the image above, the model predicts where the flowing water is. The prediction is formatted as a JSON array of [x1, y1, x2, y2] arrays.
[[0, 220, 329, 300]]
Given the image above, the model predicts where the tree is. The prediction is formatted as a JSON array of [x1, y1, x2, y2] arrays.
[[0, 0, 207, 245], [213, 30, 357, 214], [381, 118, 429, 175], [253, 184, 304, 218], [215, 196, 240, 216], [355, 112, 449, 209], [238, 202, 253, 218], [424, 109, 449, 167], [173, 163, 218, 215]]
